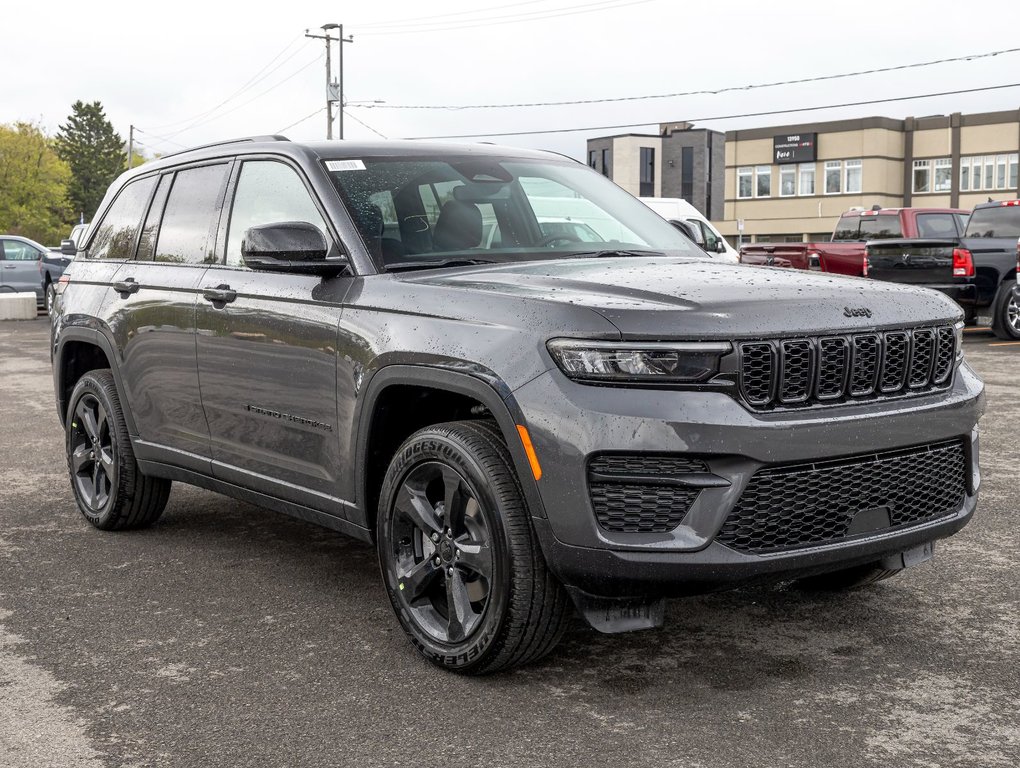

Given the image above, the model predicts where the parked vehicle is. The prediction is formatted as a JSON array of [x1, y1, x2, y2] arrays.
[[865, 201, 1020, 338], [1, 235, 71, 312], [52, 137, 984, 673], [639, 197, 739, 263], [740, 207, 969, 275]]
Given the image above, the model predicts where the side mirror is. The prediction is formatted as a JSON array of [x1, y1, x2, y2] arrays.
[[241, 221, 348, 275], [60, 239, 77, 256], [715, 240, 727, 254]]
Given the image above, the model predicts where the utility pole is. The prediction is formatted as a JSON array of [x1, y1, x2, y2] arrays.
[[305, 24, 353, 140], [127, 125, 134, 168]]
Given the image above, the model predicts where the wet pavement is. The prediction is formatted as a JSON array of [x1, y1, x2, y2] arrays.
[[1, 317, 1017, 767]]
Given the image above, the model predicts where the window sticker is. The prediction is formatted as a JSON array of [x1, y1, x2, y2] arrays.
[[325, 159, 366, 172]]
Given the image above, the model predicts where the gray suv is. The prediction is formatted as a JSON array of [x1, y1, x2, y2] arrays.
[[51, 136, 985, 673]]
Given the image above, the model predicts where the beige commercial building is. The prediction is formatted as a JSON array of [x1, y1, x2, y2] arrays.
[[717, 110, 1020, 244]]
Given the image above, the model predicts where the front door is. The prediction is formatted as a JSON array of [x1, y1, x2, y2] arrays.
[[195, 158, 351, 514], [0, 239, 45, 301]]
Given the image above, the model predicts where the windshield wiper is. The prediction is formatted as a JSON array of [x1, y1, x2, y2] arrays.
[[565, 249, 667, 258], [386, 258, 496, 273]]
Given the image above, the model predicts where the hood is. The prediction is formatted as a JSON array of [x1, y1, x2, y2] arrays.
[[407, 256, 962, 339]]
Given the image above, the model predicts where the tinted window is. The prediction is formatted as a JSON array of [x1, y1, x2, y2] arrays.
[[225, 161, 327, 267], [858, 216, 903, 239], [135, 175, 172, 262], [832, 216, 859, 241], [1, 240, 43, 260], [154, 164, 229, 264], [86, 177, 157, 260], [965, 206, 1020, 239], [916, 213, 959, 239]]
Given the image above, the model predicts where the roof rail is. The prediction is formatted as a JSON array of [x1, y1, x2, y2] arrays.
[[157, 135, 290, 160]]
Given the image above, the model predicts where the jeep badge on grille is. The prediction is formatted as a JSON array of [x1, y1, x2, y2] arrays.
[[843, 306, 873, 318]]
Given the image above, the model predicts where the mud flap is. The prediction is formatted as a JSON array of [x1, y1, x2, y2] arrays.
[[566, 587, 665, 634], [880, 541, 935, 570]]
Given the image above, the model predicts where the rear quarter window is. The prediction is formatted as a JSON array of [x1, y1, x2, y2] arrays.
[[85, 176, 157, 260]]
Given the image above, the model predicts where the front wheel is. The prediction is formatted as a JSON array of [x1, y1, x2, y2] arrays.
[[45, 281, 56, 315], [990, 282, 1020, 340], [377, 421, 571, 674]]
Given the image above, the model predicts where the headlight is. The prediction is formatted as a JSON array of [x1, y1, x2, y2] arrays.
[[955, 320, 965, 362], [547, 339, 731, 383]]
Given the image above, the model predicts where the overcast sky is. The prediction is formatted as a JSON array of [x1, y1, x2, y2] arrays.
[[4, 0, 1020, 160]]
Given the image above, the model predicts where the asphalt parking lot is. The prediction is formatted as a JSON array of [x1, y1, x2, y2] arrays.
[[0, 317, 1017, 768]]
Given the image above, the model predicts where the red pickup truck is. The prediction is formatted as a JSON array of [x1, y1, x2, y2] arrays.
[[739, 207, 969, 276]]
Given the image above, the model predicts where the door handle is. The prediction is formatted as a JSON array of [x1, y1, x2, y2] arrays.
[[202, 284, 237, 304], [112, 277, 140, 295]]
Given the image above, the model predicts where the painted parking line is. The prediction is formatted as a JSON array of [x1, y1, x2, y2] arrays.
[[963, 327, 991, 333], [989, 341, 1020, 347]]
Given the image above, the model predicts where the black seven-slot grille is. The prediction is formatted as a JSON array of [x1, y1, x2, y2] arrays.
[[715, 440, 967, 555], [738, 326, 956, 409], [588, 454, 707, 532]]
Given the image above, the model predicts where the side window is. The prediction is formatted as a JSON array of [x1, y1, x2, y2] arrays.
[[859, 216, 903, 239], [915, 213, 958, 239], [699, 221, 720, 250], [135, 175, 172, 262], [85, 177, 157, 261], [1, 241, 42, 260], [831, 216, 859, 241], [225, 161, 327, 267], [954, 213, 969, 235], [154, 164, 229, 264]]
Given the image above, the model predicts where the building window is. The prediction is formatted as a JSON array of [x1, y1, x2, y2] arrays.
[[959, 154, 1017, 192], [913, 159, 931, 194], [588, 150, 597, 170], [824, 161, 842, 194], [755, 165, 771, 198], [639, 147, 655, 197], [601, 148, 611, 178], [737, 166, 753, 199], [845, 159, 863, 194], [779, 165, 796, 197], [680, 146, 694, 202], [933, 158, 952, 192], [798, 164, 815, 196]]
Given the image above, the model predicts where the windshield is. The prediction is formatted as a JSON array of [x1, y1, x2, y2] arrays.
[[324, 155, 702, 270], [965, 205, 1020, 238]]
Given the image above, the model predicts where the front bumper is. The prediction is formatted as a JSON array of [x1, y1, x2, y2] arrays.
[[512, 361, 985, 597]]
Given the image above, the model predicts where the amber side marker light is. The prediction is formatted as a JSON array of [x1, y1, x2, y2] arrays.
[[516, 424, 542, 481]]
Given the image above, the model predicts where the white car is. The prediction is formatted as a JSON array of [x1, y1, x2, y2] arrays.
[[639, 198, 739, 263]]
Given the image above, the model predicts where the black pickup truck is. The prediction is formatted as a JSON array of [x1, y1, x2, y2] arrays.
[[866, 200, 1020, 339]]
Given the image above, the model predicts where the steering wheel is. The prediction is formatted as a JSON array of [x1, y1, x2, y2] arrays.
[[536, 233, 582, 248]]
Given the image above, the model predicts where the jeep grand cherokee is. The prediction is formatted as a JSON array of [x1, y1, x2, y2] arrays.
[[51, 136, 985, 673]]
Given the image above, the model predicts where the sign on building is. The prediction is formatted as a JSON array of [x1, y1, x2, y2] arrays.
[[773, 133, 817, 164]]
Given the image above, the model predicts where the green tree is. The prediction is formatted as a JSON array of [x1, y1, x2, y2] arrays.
[[55, 100, 126, 221], [0, 122, 72, 244]]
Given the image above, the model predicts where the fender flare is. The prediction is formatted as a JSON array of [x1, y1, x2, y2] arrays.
[[53, 323, 137, 435], [352, 364, 548, 532]]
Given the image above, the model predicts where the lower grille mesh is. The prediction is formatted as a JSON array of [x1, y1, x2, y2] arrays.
[[588, 454, 707, 533], [716, 440, 967, 554]]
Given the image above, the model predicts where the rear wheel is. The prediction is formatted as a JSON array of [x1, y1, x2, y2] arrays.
[[990, 282, 1020, 340], [45, 281, 56, 315], [377, 420, 570, 674], [794, 562, 901, 591], [65, 370, 171, 530]]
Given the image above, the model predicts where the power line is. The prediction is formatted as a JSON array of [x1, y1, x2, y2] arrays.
[[344, 109, 388, 139], [356, 0, 656, 35], [365, 46, 1020, 110], [355, 0, 548, 28], [398, 82, 1020, 140], [145, 35, 307, 131], [133, 128, 189, 150], [275, 107, 327, 134]]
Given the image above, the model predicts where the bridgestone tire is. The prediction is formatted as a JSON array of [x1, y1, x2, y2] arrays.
[[990, 282, 1020, 340], [794, 562, 902, 591], [65, 369, 171, 530], [377, 420, 571, 674]]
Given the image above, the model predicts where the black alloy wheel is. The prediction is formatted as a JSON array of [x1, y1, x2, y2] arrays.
[[377, 421, 571, 674], [65, 369, 171, 530], [388, 461, 494, 644], [69, 393, 116, 514]]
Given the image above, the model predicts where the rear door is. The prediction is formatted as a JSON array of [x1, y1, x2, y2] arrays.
[[194, 157, 352, 513], [0, 239, 44, 300], [106, 162, 231, 471]]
